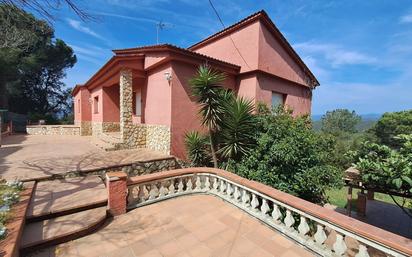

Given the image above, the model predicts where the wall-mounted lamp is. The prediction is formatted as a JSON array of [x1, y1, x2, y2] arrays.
[[164, 71, 172, 82]]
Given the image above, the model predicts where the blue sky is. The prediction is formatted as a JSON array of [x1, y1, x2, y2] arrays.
[[49, 0, 412, 115]]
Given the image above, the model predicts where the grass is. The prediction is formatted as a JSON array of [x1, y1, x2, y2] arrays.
[[326, 186, 411, 212]]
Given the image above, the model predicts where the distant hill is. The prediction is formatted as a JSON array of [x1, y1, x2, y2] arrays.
[[312, 113, 382, 132]]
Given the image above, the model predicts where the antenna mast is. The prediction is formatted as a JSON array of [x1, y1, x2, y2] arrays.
[[156, 21, 166, 44]]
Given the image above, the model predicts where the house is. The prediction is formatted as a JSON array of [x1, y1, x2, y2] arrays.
[[72, 10, 319, 159]]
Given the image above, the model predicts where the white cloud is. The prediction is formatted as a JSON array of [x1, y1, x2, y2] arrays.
[[94, 11, 158, 23], [67, 19, 104, 40], [400, 13, 412, 23], [69, 44, 111, 65], [293, 42, 377, 67]]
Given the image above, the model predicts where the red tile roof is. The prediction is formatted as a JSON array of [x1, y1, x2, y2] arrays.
[[112, 44, 240, 70]]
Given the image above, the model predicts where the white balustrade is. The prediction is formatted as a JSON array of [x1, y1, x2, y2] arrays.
[[126, 172, 408, 257]]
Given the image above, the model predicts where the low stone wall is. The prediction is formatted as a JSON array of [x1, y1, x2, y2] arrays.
[[41, 157, 181, 181], [121, 123, 171, 154], [102, 122, 120, 133], [26, 125, 80, 136], [78, 121, 92, 136], [91, 122, 103, 136], [146, 124, 171, 155]]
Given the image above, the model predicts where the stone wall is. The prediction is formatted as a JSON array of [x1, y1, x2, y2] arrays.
[[102, 122, 120, 133], [79, 121, 92, 136], [146, 124, 171, 155], [26, 125, 80, 136], [91, 122, 103, 136], [52, 157, 181, 180]]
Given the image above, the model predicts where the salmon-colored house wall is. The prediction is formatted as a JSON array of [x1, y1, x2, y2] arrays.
[[170, 61, 237, 158], [74, 87, 91, 123], [72, 10, 319, 159]]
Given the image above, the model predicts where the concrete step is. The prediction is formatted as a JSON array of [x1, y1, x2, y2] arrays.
[[20, 206, 107, 254], [26, 176, 107, 222]]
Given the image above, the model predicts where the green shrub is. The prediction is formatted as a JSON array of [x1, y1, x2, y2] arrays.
[[235, 108, 343, 204]]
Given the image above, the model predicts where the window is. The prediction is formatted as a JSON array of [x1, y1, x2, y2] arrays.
[[271, 92, 284, 109], [77, 99, 81, 113], [93, 96, 99, 114], [132, 89, 142, 116]]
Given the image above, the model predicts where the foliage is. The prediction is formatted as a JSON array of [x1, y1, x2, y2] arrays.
[[184, 131, 211, 167], [218, 96, 255, 161], [351, 135, 412, 216], [320, 109, 361, 136], [235, 108, 343, 204], [0, 4, 76, 120], [187, 65, 256, 167], [0, 179, 23, 239], [371, 110, 412, 149]]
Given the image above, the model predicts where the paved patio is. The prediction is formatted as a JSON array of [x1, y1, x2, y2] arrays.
[[25, 195, 314, 257], [0, 135, 170, 181]]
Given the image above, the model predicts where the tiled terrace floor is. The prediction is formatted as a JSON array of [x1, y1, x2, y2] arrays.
[[0, 135, 170, 181], [26, 195, 314, 257]]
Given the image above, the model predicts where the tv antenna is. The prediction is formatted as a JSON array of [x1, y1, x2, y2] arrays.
[[156, 21, 173, 44]]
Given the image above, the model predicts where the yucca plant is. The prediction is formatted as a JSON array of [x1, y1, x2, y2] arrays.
[[218, 97, 255, 161], [187, 65, 256, 167], [184, 131, 211, 167], [189, 65, 227, 167]]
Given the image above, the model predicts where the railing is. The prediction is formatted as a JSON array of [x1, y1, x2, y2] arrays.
[[126, 168, 412, 257]]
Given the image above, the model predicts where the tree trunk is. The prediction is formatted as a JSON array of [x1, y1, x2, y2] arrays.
[[209, 129, 218, 168]]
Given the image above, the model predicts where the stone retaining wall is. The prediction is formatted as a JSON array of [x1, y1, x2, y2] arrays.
[[79, 121, 92, 136], [42, 157, 182, 181], [26, 125, 80, 136], [102, 122, 120, 133], [146, 124, 171, 155]]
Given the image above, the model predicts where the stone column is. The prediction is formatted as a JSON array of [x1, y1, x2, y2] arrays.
[[119, 69, 133, 143], [106, 171, 128, 216]]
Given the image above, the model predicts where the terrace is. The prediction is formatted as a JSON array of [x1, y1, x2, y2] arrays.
[[23, 168, 412, 257]]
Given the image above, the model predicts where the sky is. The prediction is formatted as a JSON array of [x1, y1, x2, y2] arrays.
[[45, 0, 412, 115]]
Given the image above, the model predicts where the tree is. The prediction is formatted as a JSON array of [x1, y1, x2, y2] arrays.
[[235, 108, 343, 204], [0, 4, 76, 120], [0, 0, 92, 21], [372, 110, 412, 149], [320, 109, 361, 136], [186, 65, 255, 167], [351, 135, 412, 217]]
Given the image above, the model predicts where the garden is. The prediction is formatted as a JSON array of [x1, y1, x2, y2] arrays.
[[185, 65, 412, 216]]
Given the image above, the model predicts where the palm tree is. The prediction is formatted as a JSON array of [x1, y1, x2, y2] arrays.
[[189, 65, 226, 167]]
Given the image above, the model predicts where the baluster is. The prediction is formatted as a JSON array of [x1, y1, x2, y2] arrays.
[[260, 199, 270, 216], [148, 184, 159, 200], [139, 185, 148, 203], [204, 176, 211, 191], [355, 245, 370, 257], [242, 189, 250, 207], [251, 193, 259, 211], [333, 234, 347, 256], [159, 183, 167, 197], [168, 180, 175, 195], [220, 180, 227, 194], [127, 186, 137, 204], [234, 186, 241, 202], [186, 177, 193, 192], [284, 210, 295, 228], [227, 183, 233, 198], [177, 179, 184, 193], [271, 204, 282, 222], [314, 224, 327, 246], [298, 216, 310, 236], [195, 176, 202, 191], [213, 177, 219, 192]]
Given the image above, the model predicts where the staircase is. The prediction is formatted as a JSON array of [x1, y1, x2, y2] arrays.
[[91, 132, 122, 151], [20, 176, 108, 254]]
